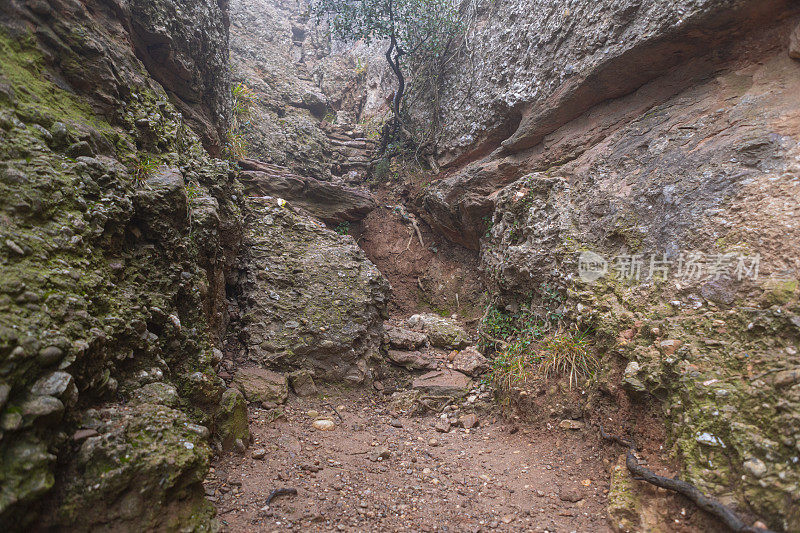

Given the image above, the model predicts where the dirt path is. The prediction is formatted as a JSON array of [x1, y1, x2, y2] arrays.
[[208, 387, 614, 532]]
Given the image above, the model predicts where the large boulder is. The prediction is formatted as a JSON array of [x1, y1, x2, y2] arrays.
[[240, 198, 390, 384], [51, 404, 214, 531]]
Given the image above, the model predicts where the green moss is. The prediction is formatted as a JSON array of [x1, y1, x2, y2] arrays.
[[0, 31, 109, 130], [607, 457, 641, 532]]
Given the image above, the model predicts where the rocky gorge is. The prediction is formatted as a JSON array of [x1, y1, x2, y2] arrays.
[[0, 0, 799, 532]]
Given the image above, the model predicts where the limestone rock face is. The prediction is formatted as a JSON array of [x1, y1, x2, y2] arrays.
[[229, 0, 333, 179], [0, 0, 239, 528], [416, 0, 800, 249], [53, 404, 215, 531], [127, 0, 232, 155], [410, 1, 800, 528], [240, 199, 390, 384], [238, 158, 376, 224]]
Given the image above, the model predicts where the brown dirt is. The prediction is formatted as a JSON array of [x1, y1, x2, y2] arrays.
[[210, 386, 614, 532], [352, 187, 484, 320]]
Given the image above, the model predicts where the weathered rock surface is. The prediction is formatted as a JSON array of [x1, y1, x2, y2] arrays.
[[238, 158, 376, 224], [452, 347, 489, 377], [239, 198, 390, 384], [419, 1, 800, 529], [412, 370, 472, 396], [54, 404, 215, 531], [386, 350, 437, 370], [234, 367, 289, 404], [0, 0, 240, 528], [127, 0, 232, 155], [406, 314, 470, 349], [384, 325, 428, 351], [216, 388, 250, 452], [229, 0, 332, 179], [288, 369, 319, 397]]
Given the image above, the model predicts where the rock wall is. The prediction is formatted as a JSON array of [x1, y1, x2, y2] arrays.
[[411, 0, 800, 529], [0, 0, 247, 529], [229, 0, 394, 181], [233, 199, 390, 385]]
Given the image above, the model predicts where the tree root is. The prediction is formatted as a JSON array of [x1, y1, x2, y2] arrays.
[[598, 424, 775, 533]]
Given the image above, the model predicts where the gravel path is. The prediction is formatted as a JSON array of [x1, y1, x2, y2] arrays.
[[209, 387, 613, 532]]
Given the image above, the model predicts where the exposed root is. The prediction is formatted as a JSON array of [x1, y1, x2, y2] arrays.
[[598, 424, 775, 533]]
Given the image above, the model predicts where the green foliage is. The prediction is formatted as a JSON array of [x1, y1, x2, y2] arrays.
[[312, 0, 462, 58], [334, 221, 350, 235], [131, 154, 158, 188], [186, 182, 202, 205], [537, 332, 598, 387], [481, 285, 595, 391], [231, 82, 257, 117], [312, 0, 464, 148], [486, 329, 598, 393], [225, 129, 248, 160], [354, 57, 368, 77], [482, 215, 494, 238], [226, 82, 257, 160], [372, 158, 392, 180]]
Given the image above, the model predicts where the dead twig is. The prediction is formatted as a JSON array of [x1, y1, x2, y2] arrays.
[[265, 487, 298, 506], [323, 401, 344, 422]]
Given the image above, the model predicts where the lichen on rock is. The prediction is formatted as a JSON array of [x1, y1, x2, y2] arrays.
[[237, 198, 390, 385]]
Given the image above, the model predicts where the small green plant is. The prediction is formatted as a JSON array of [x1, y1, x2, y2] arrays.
[[231, 82, 257, 117], [334, 221, 350, 235], [186, 182, 201, 205], [483, 215, 494, 238], [226, 129, 248, 160], [131, 154, 158, 187], [354, 57, 367, 77], [486, 340, 535, 393], [536, 331, 598, 387], [372, 158, 391, 181], [487, 330, 598, 392], [226, 82, 257, 160], [322, 112, 337, 124]]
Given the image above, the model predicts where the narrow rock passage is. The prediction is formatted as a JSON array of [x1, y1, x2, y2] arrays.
[[209, 387, 612, 532]]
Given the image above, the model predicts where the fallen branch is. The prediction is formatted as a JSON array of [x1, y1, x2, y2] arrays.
[[598, 424, 775, 533]]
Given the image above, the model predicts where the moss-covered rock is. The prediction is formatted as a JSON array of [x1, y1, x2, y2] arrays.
[[52, 404, 215, 532], [0, 0, 239, 528], [214, 387, 250, 452], [238, 198, 390, 384]]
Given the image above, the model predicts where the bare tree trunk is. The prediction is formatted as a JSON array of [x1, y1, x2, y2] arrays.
[[379, 0, 406, 154]]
